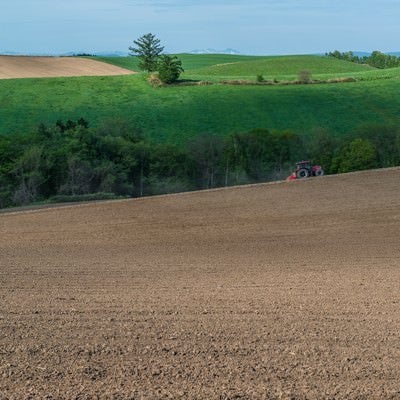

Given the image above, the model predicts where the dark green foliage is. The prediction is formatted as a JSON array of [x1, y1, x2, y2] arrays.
[[12, 146, 45, 205], [129, 33, 164, 72], [0, 118, 195, 207], [224, 129, 304, 182], [353, 124, 400, 167], [326, 50, 360, 63], [1, 118, 399, 209], [331, 138, 377, 173], [305, 128, 339, 174], [327, 50, 400, 69], [157, 55, 184, 84], [74, 53, 96, 57], [256, 74, 265, 82], [187, 134, 224, 189], [367, 51, 400, 69]]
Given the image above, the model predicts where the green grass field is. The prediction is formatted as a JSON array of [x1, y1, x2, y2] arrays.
[[184, 55, 374, 79], [1, 54, 399, 144], [93, 53, 263, 72], [95, 54, 375, 81]]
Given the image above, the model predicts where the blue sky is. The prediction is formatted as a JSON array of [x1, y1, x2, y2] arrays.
[[1, 0, 399, 55]]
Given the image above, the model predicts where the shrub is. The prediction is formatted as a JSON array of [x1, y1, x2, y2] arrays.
[[298, 70, 312, 83], [256, 74, 265, 83], [158, 55, 184, 84], [331, 138, 377, 173]]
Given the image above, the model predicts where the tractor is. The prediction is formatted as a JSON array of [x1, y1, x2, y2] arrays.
[[287, 161, 324, 180]]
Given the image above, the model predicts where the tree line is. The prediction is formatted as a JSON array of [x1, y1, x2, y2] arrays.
[[0, 119, 399, 208], [326, 50, 400, 69]]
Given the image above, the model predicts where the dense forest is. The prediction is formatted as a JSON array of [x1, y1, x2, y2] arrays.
[[1, 119, 399, 209]]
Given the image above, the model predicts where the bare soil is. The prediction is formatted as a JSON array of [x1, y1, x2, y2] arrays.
[[0, 56, 135, 79], [1, 168, 400, 399]]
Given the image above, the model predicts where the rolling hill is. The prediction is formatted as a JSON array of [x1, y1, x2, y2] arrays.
[[184, 54, 374, 78], [0, 54, 399, 143], [95, 54, 374, 77]]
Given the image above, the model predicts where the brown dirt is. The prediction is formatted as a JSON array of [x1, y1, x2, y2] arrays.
[[0, 56, 135, 79], [1, 168, 400, 399]]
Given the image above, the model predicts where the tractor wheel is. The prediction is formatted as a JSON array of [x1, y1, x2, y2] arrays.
[[296, 168, 309, 179], [314, 169, 324, 177]]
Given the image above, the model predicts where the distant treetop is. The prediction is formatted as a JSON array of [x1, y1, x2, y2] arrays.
[[326, 50, 400, 69], [129, 33, 164, 72]]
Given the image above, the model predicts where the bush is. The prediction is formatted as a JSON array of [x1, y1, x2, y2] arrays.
[[331, 138, 377, 173], [298, 70, 312, 83], [157, 55, 184, 84]]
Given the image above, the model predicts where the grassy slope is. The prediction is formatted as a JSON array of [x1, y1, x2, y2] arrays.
[[185, 55, 374, 79], [0, 55, 399, 144], [93, 54, 264, 72], [96, 54, 374, 78], [92, 56, 140, 71]]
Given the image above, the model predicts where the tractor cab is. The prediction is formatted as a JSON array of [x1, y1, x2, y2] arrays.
[[287, 160, 324, 180], [295, 161, 312, 178], [296, 161, 311, 170]]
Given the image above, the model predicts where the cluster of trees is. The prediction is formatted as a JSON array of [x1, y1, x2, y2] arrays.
[[129, 33, 184, 83], [0, 119, 399, 209], [327, 50, 400, 69]]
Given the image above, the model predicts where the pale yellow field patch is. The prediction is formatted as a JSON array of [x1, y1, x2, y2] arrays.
[[0, 56, 136, 79]]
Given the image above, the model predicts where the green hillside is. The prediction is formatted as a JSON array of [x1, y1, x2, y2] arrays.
[[0, 54, 399, 144], [93, 53, 263, 72], [92, 56, 140, 71], [185, 55, 374, 79], [96, 54, 375, 78]]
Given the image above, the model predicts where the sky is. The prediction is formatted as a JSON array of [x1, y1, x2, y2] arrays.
[[1, 0, 399, 55]]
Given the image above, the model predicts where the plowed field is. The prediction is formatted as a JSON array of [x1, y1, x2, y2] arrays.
[[0, 56, 135, 79], [1, 168, 400, 399]]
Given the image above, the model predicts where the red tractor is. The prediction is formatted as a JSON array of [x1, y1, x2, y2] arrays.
[[287, 161, 324, 181]]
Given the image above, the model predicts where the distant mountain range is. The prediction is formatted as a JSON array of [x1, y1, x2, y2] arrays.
[[0, 50, 130, 57], [189, 48, 241, 55], [0, 49, 242, 57], [1, 49, 400, 57]]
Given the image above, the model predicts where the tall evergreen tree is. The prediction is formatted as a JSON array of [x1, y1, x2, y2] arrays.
[[129, 33, 164, 72]]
